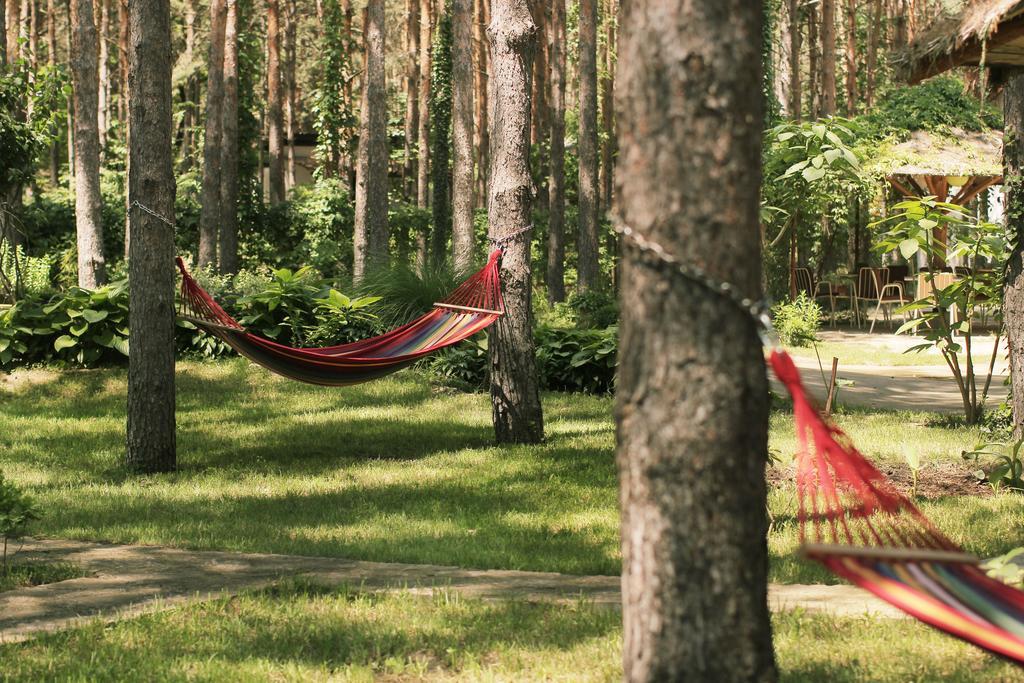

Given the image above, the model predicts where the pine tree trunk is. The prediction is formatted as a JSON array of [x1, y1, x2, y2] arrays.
[[126, 0, 176, 473], [820, 0, 836, 116], [487, 0, 543, 444], [807, 3, 819, 118], [46, 0, 60, 183], [598, 0, 615, 212], [117, 0, 127, 130], [788, 0, 801, 121], [615, 1, 776, 678], [844, 0, 856, 115], [865, 0, 881, 109], [473, 0, 489, 207], [545, 0, 565, 303], [63, 0, 73, 188], [266, 0, 286, 204], [1003, 72, 1024, 437], [404, 0, 419, 200], [429, 7, 452, 266], [178, 0, 197, 170], [415, 0, 433, 270], [352, 0, 388, 282], [5, 0, 18, 62], [284, 0, 296, 190], [198, 0, 226, 268], [219, 0, 240, 275], [70, 0, 106, 288], [452, 0, 475, 272], [97, 0, 109, 149], [577, 0, 600, 292], [0, 0, 6, 63]]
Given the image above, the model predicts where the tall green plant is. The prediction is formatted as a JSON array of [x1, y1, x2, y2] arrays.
[[311, 0, 357, 180], [429, 3, 453, 263]]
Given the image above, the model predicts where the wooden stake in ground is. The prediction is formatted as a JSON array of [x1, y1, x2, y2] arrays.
[[824, 356, 839, 417], [487, 0, 543, 444], [614, 0, 776, 679], [126, 0, 176, 473]]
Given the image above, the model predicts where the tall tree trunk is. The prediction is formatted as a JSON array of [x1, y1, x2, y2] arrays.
[[403, 0, 419, 199], [429, 5, 452, 266], [284, 0, 296, 190], [788, 0, 801, 121], [117, 0, 127, 130], [126, 0, 175, 473], [219, 0, 239, 274], [198, 0, 226, 268], [70, 0, 106, 288], [415, 0, 433, 269], [844, 0, 856, 115], [178, 0, 197, 170], [46, 0, 60, 183], [63, 0, 73, 188], [487, 0, 543, 444], [352, 0, 388, 282], [615, 0, 776, 679], [6, 0, 19, 62], [0, 0, 6, 63], [820, 0, 836, 116], [97, 0, 109, 149], [865, 0, 881, 109], [473, 0, 488, 207], [266, 0, 285, 204], [452, 0, 475, 272], [807, 3, 819, 118], [577, 0, 600, 292], [1004, 72, 1024, 437], [545, 0, 565, 303], [598, 0, 615, 213]]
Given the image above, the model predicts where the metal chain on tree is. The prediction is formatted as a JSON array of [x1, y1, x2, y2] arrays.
[[611, 215, 778, 346], [488, 224, 533, 251], [127, 200, 175, 228]]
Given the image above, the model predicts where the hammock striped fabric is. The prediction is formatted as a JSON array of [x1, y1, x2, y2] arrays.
[[176, 251, 504, 386], [770, 349, 1024, 664]]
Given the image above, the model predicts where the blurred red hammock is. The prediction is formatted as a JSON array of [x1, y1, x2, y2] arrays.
[[175, 250, 504, 387], [770, 349, 1024, 664]]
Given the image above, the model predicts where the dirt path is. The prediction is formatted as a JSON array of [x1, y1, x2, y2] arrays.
[[0, 538, 905, 644]]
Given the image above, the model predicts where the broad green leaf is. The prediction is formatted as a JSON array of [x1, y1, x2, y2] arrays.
[[918, 218, 938, 230], [81, 309, 108, 323], [802, 166, 827, 182], [54, 335, 78, 351], [898, 238, 919, 260]]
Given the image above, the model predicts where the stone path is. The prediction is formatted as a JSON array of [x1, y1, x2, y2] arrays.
[[0, 538, 903, 644]]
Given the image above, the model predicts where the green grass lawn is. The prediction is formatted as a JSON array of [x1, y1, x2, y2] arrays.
[[1, 581, 1017, 682], [1, 358, 1020, 584]]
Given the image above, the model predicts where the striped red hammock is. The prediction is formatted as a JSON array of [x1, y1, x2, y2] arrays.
[[770, 349, 1024, 664], [175, 251, 504, 386]]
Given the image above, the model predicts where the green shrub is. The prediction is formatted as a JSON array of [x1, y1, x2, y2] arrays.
[[771, 294, 821, 347], [565, 290, 618, 329], [356, 262, 461, 328], [0, 470, 39, 570], [427, 336, 489, 391], [288, 178, 355, 278], [1, 244, 54, 298]]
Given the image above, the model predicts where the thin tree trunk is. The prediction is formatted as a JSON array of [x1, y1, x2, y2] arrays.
[[844, 0, 856, 115], [6, 0, 19, 62], [473, 0, 488, 207], [598, 0, 615, 212], [1004, 72, 1024, 437], [63, 0, 73, 189], [545, 0, 565, 303], [266, 0, 285, 204], [0, 0, 6, 63], [807, 3, 819, 118], [403, 0, 419, 200], [197, 0, 226, 267], [487, 0, 543, 444], [452, 0, 475, 272], [117, 0, 127, 130], [577, 0, 600, 292], [70, 0, 106, 288], [821, 0, 836, 116], [97, 0, 109, 149], [415, 0, 433, 270], [178, 0, 197, 170], [788, 0, 801, 121], [615, 1, 776, 678], [865, 0, 881, 109], [284, 0, 296, 190], [219, 0, 239, 274], [352, 0, 388, 282], [429, 6, 452, 266], [126, 0, 176, 473], [46, 0, 59, 182]]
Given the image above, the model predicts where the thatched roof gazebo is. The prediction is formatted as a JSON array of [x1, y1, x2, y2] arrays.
[[898, 0, 1024, 84]]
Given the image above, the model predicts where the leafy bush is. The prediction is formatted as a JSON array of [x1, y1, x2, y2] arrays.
[[963, 440, 1024, 492], [771, 294, 821, 347], [1, 244, 54, 299], [288, 178, 355, 277], [565, 290, 618, 329], [861, 76, 1002, 135], [0, 471, 40, 570], [356, 261, 461, 328], [427, 336, 489, 391]]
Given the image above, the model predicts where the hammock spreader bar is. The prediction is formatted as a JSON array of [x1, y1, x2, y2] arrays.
[[175, 250, 504, 387], [770, 349, 1024, 665]]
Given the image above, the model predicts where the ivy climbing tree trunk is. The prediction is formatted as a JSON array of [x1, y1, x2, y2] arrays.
[[352, 0, 388, 282], [70, 0, 106, 288], [126, 0, 176, 473], [198, 0, 226, 268], [1003, 71, 1024, 438], [46, 0, 59, 183], [577, 0, 600, 292], [429, 5, 452, 266], [266, 0, 286, 204], [545, 0, 566, 303], [615, 0, 776, 679], [415, 0, 433, 270], [219, 0, 240, 275], [404, 0, 419, 199], [473, 0, 489, 207], [451, 0, 475, 272], [487, 0, 543, 444]]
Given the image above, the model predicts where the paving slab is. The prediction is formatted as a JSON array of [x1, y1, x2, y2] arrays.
[[0, 538, 905, 644]]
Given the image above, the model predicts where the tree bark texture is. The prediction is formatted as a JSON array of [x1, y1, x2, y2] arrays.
[[97, 0, 109, 146], [70, 0, 106, 288], [787, 0, 801, 121], [1003, 72, 1024, 438], [352, 0, 388, 283], [219, 0, 239, 274], [126, 0, 176, 473], [545, 0, 565, 303], [429, 6, 452, 266], [452, 0, 475, 273], [284, 0, 296, 190], [577, 0, 600, 292], [820, 0, 836, 115], [599, 0, 615, 213], [198, 0, 226, 268], [46, 0, 60, 182], [487, 0, 543, 444], [473, 0, 489, 207], [865, 0, 881, 108], [0, 0, 6, 63], [266, 0, 286, 204], [614, 0, 777, 680], [404, 0, 419, 199], [417, 0, 432, 209], [844, 0, 856, 115]]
